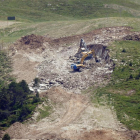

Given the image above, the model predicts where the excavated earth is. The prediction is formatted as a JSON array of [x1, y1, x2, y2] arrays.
[[3, 26, 140, 140]]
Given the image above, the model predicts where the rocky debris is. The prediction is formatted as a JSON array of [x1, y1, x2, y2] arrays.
[[26, 33, 118, 94], [73, 44, 111, 63], [14, 27, 132, 94], [49, 26, 132, 47], [19, 34, 45, 48], [29, 42, 114, 94], [6, 26, 140, 139], [123, 34, 140, 41]]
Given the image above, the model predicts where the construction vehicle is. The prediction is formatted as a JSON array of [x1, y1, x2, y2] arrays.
[[71, 49, 97, 71]]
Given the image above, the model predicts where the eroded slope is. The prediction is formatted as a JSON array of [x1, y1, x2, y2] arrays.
[[5, 26, 140, 140]]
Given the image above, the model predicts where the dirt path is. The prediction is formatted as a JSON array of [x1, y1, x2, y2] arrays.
[[18, 87, 124, 140], [29, 89, 89, 139]]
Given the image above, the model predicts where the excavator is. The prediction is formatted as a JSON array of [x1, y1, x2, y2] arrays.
[[71, 49, 97, 71]]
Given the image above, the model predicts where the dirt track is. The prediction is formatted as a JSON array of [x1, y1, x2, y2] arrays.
[[6, 87, 126, 140], [5, 26, 140, 140]]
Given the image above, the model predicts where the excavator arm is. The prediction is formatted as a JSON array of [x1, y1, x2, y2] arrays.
[[71, 49, 96, 70]]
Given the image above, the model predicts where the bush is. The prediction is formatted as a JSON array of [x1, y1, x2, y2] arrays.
[[33, 78, 40, 87], [122, 48, 126, 52], [2, 133, 10, 140], [32, 96, 40, 103], [135, 72, 140, 80], [0, 80, 41, 129], [129, 61, 132, 66], [129, 74, 133, 79]]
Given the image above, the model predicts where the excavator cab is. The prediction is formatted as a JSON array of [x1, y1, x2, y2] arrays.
[[71, 64, 78, 70]]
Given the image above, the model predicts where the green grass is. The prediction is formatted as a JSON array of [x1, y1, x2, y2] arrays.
[[0, 50, 13, 88], [91, 40, 140, 130], [37, 106, 51, 121], [1, 17, 140, 44], [0, 0, 140, 22]]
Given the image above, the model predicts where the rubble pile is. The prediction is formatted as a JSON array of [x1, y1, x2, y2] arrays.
[[9, 34, 52, 54], [29, 43, 113, 93], [123, 34, 140, 41], [20, 34, 44, 48]]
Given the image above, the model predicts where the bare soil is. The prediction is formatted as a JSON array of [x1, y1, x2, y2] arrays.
[[5, 26, 140, 140], [0, 21, 19, 29], [4, 87, 140, 140]]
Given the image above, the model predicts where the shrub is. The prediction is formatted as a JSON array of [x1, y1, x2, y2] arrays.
[[33, 78, 40, 87], [129, 61, 132, 66], [129, 74, 133, 79], [122, 49, 126, 52], [2, 133, 10, 140]]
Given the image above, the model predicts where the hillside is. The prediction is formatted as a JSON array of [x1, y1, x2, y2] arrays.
[[0, 0, 140, 21], [0, 0, 140, 140]]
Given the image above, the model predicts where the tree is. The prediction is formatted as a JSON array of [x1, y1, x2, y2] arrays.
[[129, 74, 133, 79], [0, 80, 41, 128], [19, 80, 30, 93], [36, 92, 39, 98], [2, 133, 10, 140], [122, 48, 126, 52], [33, 78, 40, 87]]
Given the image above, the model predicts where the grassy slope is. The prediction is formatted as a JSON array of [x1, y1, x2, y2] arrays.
[[0, 50, 13, 89], [1, 17, 140, 43], [0, 0, 140, 43], [91, 41, 140, 130], [0, 0, 140, 21]]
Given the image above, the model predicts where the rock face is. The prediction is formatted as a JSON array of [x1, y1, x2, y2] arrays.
[[74, 44, 111, 63], [87, 44, 110, 62]]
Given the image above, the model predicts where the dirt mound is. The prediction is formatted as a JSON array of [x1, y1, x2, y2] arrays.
[[41, 86, 72, 104], [49, 26, 132, 47], [121, 130, 140, 140], [5, 122, 29, 139], [10, 34, 52, 54], [78, 130, 123, 140], [20, 34, 45, 48], [0, 130, 5, 138], [123, 34, 140, 41]]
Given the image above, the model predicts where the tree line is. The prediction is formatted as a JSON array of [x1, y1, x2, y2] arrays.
[[0, 80, 40, 129]]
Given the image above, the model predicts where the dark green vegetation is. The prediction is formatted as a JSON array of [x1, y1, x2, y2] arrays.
[[0, 0, 140, 21], [2, 133, 10, 140], [92, 40, 140, 130], [0, 50, 13, 89], [0, 50, 42, 130], [0, 80, 41, 129]]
